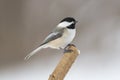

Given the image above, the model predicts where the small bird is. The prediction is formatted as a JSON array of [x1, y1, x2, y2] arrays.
[[25, 17, 78, 60]]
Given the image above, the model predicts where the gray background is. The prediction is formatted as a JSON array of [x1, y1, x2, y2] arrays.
[[0, 0, 120, 80]]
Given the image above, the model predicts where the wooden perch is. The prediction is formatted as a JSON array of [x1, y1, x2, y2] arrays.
[[48, 44, 80, 80]]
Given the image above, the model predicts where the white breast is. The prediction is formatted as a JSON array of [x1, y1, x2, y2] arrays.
[[62, 29, 76, 46], [47, 28, 76, 49]]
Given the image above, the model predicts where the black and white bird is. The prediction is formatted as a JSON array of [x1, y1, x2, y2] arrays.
[[25, 17, 78, 60]]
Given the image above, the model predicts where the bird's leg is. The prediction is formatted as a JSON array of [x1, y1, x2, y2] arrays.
[[64, 44, 76, 53]]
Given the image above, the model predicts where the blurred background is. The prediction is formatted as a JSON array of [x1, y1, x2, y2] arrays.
[[0, 0, 120, 80]]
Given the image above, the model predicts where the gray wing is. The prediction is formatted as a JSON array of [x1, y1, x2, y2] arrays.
[[41, 28, 64, 45]]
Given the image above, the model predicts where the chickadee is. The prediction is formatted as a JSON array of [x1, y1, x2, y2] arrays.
[[25, 17, 77, 60]]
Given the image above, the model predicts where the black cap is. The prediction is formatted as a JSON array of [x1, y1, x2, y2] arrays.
[[60, 17, 76, 23]]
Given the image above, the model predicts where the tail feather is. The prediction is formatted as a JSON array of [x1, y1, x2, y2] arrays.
[[24, 45, 45, 60]]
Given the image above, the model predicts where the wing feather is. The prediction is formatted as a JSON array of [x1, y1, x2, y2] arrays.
[[41, 28, 64, 45]]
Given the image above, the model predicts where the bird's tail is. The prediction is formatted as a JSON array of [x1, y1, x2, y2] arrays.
[[24, 44, 46, 60]]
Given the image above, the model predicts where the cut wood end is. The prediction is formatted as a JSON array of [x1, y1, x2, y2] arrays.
[[77, 49, 80, 54]]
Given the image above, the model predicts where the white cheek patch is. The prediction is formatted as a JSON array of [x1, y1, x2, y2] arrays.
[[57, 21, 74, 28]]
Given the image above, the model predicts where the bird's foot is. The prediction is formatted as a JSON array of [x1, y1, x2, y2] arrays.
[[64, 44, 75, 53]]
